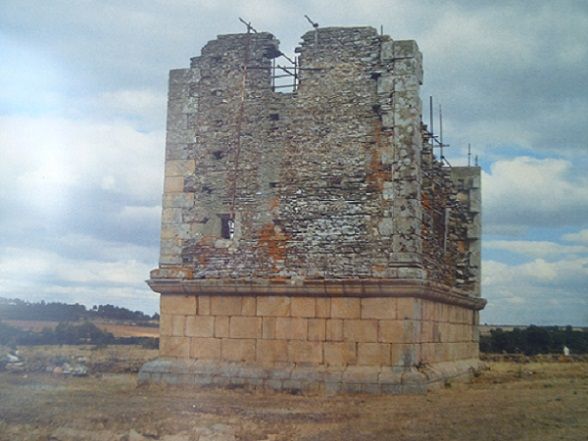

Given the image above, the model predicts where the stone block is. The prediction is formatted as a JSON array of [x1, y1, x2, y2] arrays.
[[165, 159, 196, 177], [439, 322, 450, 342], [160, 295, 197, 315], [397, 297, 418, 320], [324, 342, 357, 367], [185, 316, 214, 337], [198, 296, 211, 315], [241, 296, 256, 316], [229, 317, 262, 339], [288, 341, 323, 364], [331, 298, 360, 319], [211, 296, 242, 316], [343, 319, 378, 342], [165, 142, 190, 160], [221, 338, 256, 362], [275, 317, 307, 340], [164, 176, 184, 193], [160, 336, 190, 358], [262, 317, 277, 339], [169, 68, 195, 85], [161, 224, 191, 240], [391, 343, 420, 367], [291, 297, 316, 317], [159, 250, 181, 265], [161, 207, 183, 224], [326, 319, 343, 341], [422, 300, 435, 321], [257, 296, 290, 316], [308, 319, 326, 341], [162, 192, 194, 208], [379, 320, 404, 343], [380, 40, 395, 62], [159, 314, 173, 336], [316, 298, 331, 318], [420, 320, 433, 343], [361, 298, 397, 319], [170, 315, 186, 336], [420, 343, 435, 363], [434, 343, 448, 362], [342, 366, 380, 384], [257, 339, 289, 364], [357, 343, 391, 366], [214, 316, 229, 338], [190, 337, 221, 359], [448, 305, 458, 323]]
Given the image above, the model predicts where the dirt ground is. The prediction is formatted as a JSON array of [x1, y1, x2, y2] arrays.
[[0, 347, 586, 441]]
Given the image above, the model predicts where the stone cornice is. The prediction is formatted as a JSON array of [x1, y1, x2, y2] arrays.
[[147, 278, 486, 310]]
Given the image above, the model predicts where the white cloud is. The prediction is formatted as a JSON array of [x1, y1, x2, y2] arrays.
[[52, 233, 159, 263], [481, 256, 588, 325], [0, 246, 155, 285], [563, 229, 588, 245], [483, 156, 588, 232], [0, 115, 164, 205], [486, 240, 588, 259], [0, 244, 158, 312], [81, 88, 167, 129]]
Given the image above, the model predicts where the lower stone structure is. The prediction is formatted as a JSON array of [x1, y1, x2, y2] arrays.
[[139, 283, 483, 393], [139, 357, 480, 394]]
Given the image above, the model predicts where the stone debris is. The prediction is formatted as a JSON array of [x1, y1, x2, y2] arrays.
[[3, 350, 25, 372], [0, 348, 88, 376], [49, 362, 89, 377]]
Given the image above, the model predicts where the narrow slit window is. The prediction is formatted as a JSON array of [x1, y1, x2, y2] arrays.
[[220, 214, 235, 239]]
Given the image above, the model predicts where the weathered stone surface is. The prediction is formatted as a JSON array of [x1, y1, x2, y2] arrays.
[[288, 341, 322, 364], [211, 297, 242, 316], [185, 316, 214, 337], [160, 336, 190, 358], [324, 342, 357, 366], [326, 319, 344, 342], [229, 317, 262, 339], [331, 298, 361, 319], [357, 343, 391, 366], [291, 297, 316, 317], [361, 298, 397, 319], [343, 319, 378, 342], [160, 295, 196, 315], [257, 296, 290, 317], [190, 337, 221, 359], [144, 26, 485, 394], [221, 339, 256, 362]]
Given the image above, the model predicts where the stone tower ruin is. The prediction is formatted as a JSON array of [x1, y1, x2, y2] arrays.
[[139, 26, 485, 393]]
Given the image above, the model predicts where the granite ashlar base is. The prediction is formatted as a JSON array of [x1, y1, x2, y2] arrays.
[[138, 358, 482, 395]]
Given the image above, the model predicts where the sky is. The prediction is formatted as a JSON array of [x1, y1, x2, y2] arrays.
[[0, 0, 587, 325]]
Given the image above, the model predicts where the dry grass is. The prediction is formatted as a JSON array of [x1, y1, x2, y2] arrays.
[[0, 347, 587, 441]]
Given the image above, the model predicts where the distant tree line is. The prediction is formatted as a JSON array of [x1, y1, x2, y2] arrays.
[[480, 325, 588, 355], [0, 297, 159, 324], [0, 320, 158, 349]]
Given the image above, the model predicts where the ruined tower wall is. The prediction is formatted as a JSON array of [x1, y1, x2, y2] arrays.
[[142, 27, 485, 394], [156, 28, 429, 282]]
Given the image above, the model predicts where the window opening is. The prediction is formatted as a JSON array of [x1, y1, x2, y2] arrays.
[[220, 214, 235, 240]]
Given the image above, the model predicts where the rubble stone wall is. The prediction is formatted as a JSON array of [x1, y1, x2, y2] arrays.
[[156, 27, 432, 282]]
